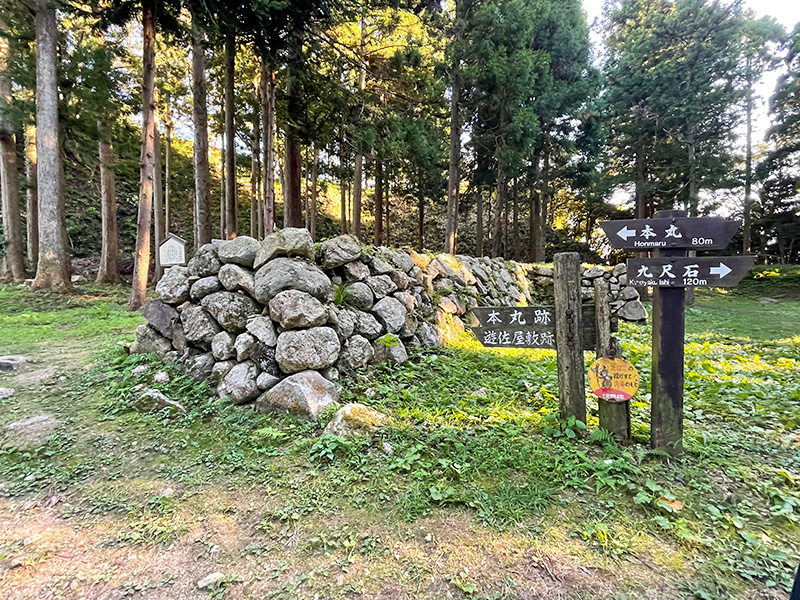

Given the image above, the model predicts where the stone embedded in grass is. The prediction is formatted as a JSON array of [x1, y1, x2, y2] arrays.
[[254, 227, 316, 269], [269, 289, 328, 329], [319, 235, 362, 269], [2, 414, 59, 451], [141, 299, 179, 339], [217, 235, 260, 268], [255, 369, 339, 421], [275, 327, 341, 374], [134, 389, 186, 414], [254, 257, 331, 304], [196, 572, 225, 590], [153, 371, 170, 384], [0, 356, 28, 371], [323, 403, 389, 438], [131, 365, 150, 378], [0, 388, 15, 399], [180, 306, 221, 348], [155, 266, 191, 304], [201, 291, 261, 334]]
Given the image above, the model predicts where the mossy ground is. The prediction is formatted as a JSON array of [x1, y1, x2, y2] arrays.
[[0, 272, 798, 599]]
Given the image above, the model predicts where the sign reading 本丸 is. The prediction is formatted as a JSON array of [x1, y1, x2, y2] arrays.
[[626, 256, 756, 288], [587, 356, 640, 403], [158, 234, 187, 267], [599, 217, 740, 250]]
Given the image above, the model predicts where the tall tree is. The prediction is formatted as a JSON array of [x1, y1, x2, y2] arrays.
[[128, 0, 157, 310], [223, 32, 236, 237], [96, 119, 121, 283], [0, 34, 25, 281], [444, 1, 463, 255], [31, 0, 70, 291], [192, 14, 212, 248]]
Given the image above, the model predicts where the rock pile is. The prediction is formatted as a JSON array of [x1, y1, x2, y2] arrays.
[[134, 228, 646, 417]]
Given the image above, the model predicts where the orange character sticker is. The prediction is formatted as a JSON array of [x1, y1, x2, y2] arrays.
[[587, 357, 640, 403]]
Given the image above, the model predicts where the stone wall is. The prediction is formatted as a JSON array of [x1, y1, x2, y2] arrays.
[[132, 228, 645, 416]]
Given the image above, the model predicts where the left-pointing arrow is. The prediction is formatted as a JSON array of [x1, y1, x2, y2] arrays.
[[617, 226, 636, 241], [709, 263, 732, 278]]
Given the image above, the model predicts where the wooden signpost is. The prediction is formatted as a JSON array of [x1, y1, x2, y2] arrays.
[[600, 209, 755, 456]]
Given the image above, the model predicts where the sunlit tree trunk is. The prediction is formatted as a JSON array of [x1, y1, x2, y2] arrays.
[[310, 144, 319, 240], [224, 33, 236, 238], [153, 121, 164, 280], [25, 120, 38, 267], [128, 0, 156, 309], [261, 60, 275, 235], [96, 119, 121, 284], [444, 2, 462, 255], [220, 133, 225, 236], [191, 15, 212, 249], [251, 86, 260, 238], [32, 0, 70, 292], [164, 117, 171, 231], [0, 36, 25, 282]]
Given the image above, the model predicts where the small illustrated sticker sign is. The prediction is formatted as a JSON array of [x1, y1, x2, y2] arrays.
[[587, 357, 640, 403], [159, 233, 187, 267]]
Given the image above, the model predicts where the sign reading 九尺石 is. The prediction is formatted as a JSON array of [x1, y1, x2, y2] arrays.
[[626, 256, 756, 288]]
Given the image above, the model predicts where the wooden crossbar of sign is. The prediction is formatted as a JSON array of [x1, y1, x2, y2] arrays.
[[599, 217, 740, 250], [471, 305, 605, 351]]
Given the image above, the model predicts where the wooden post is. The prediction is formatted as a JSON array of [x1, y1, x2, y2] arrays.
[[650, 209, 687, 456], [554, 252, 586, 422], [595, 279, 631, 440]]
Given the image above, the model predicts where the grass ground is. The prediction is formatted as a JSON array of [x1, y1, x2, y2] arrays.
[[0, 271, 798, 600]]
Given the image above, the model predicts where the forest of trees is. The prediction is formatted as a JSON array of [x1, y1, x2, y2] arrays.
[[0, 0, 799, 308]]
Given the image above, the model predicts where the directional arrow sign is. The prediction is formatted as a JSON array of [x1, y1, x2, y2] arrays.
[[626, 256, 756, 288], [600, 217, 740, 250]]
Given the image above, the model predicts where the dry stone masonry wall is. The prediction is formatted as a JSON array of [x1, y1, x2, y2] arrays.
[[133, 228, 645, 419]]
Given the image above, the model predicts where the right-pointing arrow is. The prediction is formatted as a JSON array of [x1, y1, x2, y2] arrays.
[[617, 225, 636, 241], [710, 263, 732, 279]]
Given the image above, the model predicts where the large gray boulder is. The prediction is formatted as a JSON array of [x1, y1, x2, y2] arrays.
[[142, 300, 179, 339], [269, 289, 328, 329], [342, 260, 370, 281], [184, 352, 215, 381], [338, 335, 374, 370], [211, 331, 236, 360], [187, 244, 221, 277], [327, 306, 357, 341], [343, 281, 374, 311], [201, 291, 261, 333], [217, 236, 260, 267], [322, 403, 388, 438], [254, 257, 331, 303], [217, 360, 260, 404], [155, 266, 191, 304], [190, 276, 222, 301], [319, 235, 362, 269], [617, 299, 647, 322], [372, 336, 409, 365], [372, 296, 407, 334], [255, 370, 339, 421], [254, 228, 315, 269], [218, 264, 256, 297], [275, 327, 341, 373], [365, 275, 397, 299], [180, 306, 221, 348], [354, 310, 383, 340], [246, 316, 278, 346], [131, 324, 173, 358]]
